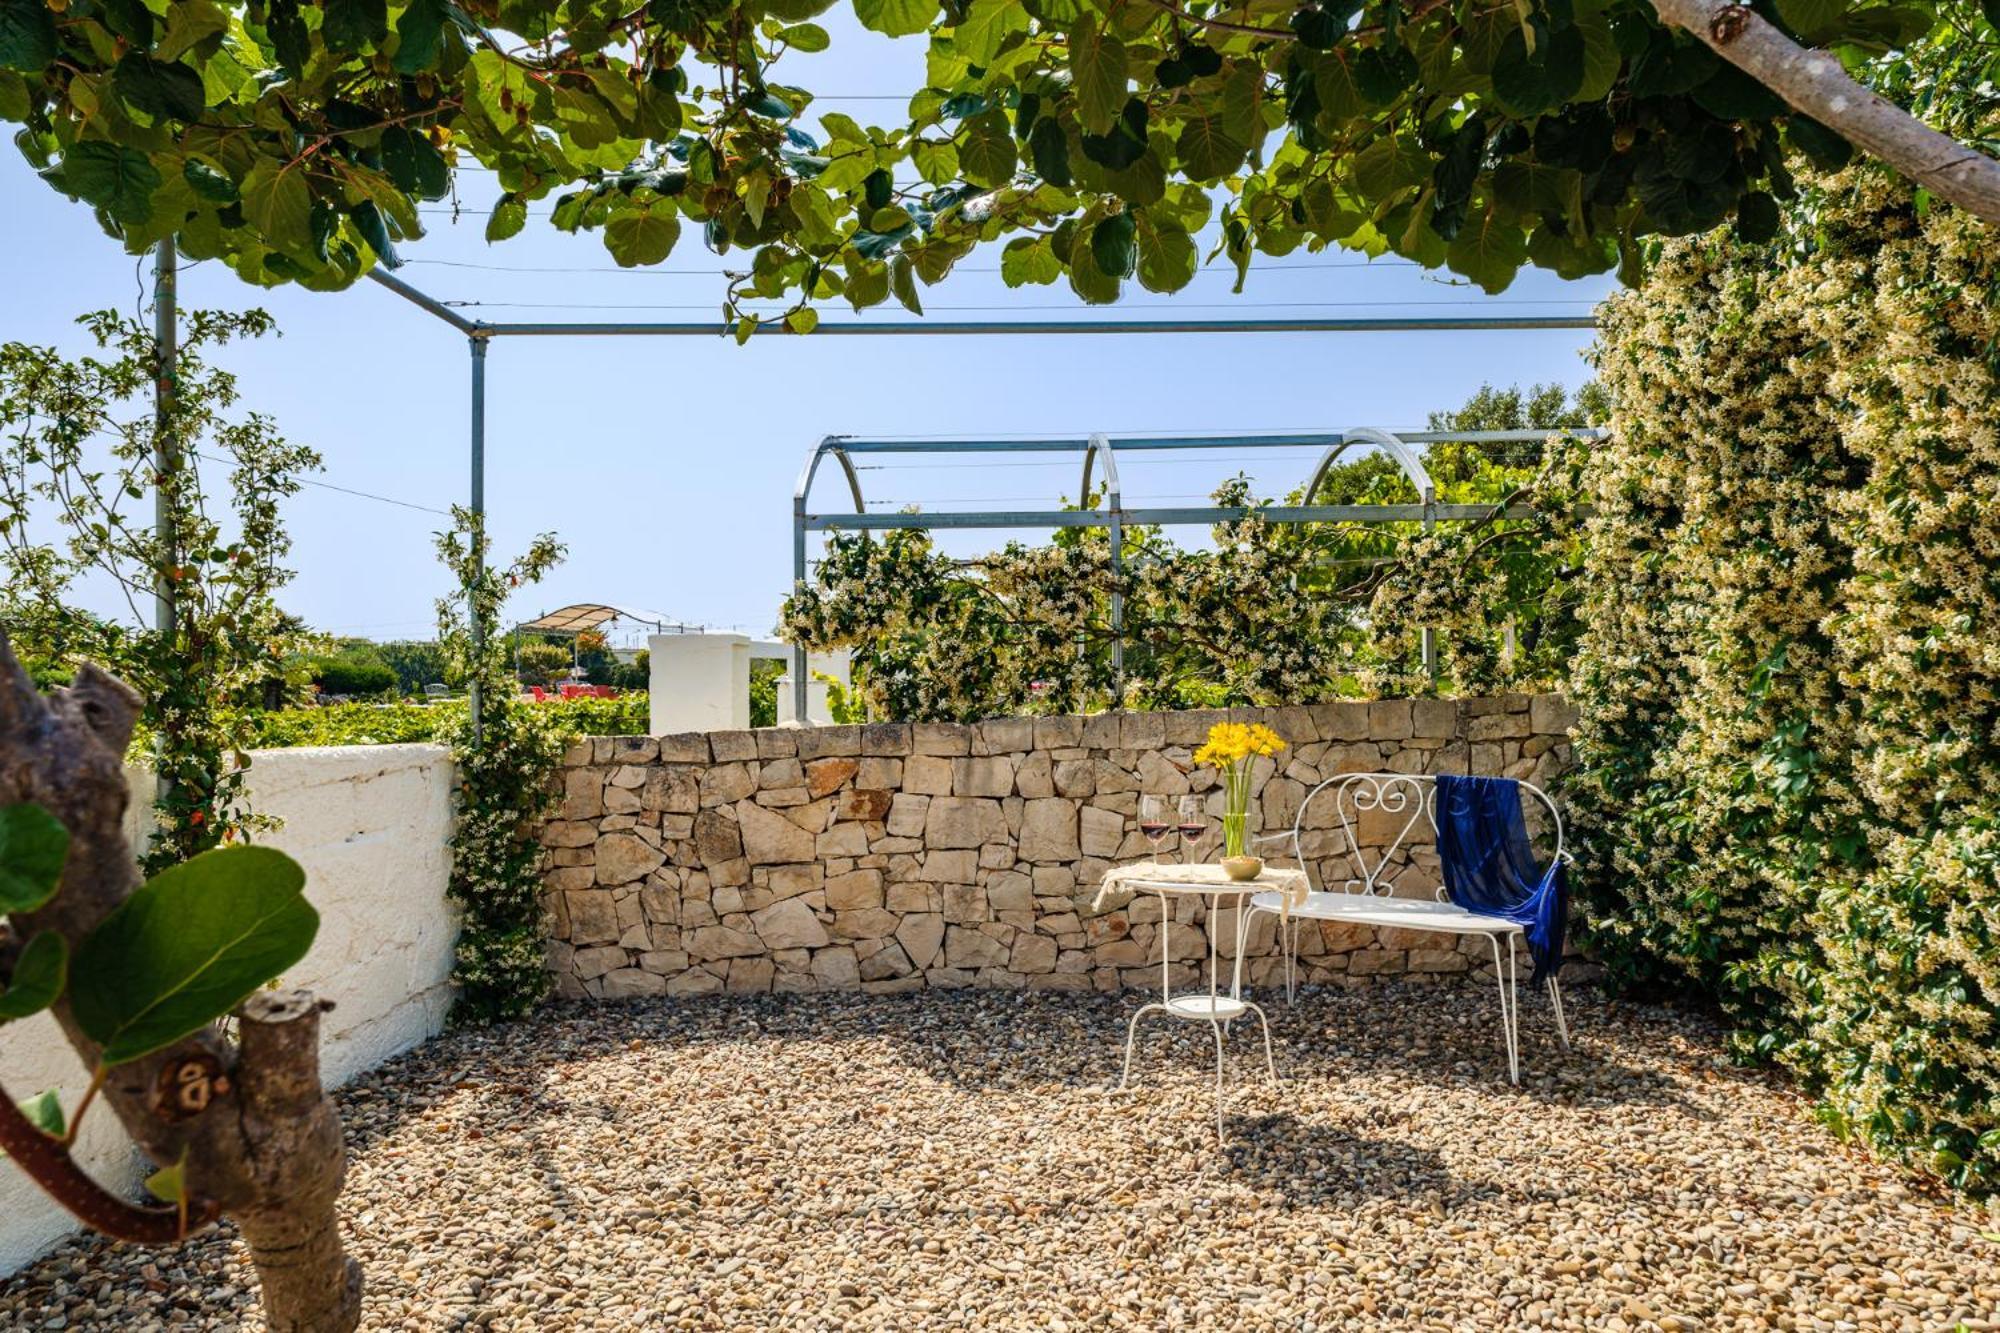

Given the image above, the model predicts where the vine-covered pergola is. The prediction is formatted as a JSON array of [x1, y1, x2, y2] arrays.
[[790, 426, 1603, 718], [149, 241, 1600, 728]]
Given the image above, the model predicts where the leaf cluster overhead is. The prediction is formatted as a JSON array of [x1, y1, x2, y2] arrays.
[[1, 0, 1980, 320]]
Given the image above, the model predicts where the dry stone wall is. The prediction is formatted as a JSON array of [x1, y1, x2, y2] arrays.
[[542, 695, 1577, 1000]]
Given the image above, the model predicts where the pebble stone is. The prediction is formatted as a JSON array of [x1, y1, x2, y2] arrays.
[[3, 985, 1996, 1330]]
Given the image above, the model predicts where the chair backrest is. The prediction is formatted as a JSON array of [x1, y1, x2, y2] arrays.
[[1286, 772, 1563, 901]]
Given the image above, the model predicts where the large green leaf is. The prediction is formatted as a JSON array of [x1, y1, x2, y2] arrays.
[[392, 0, 452, 73], [0, 0, 56, 73], [1069, 22, 1128, 134], [1446, 209, 1529, 294], [113, 55, 208, 123], [59, 142, 161, 225], [604, 205, 682, 266], [1000, 234, 1061, 286], [0, 932, 66, 1022], [70, 845, 318, 1066], [958, 110, 1016, 187], [853, 0, 940, 37], [1176, 116, 1245, 183], [241, 159, 313, 256], [0, 804, 67, 914], [1135, 219, 1197, 293], [954, 0, 1028, 64], [1090, 209, 1136, 278]]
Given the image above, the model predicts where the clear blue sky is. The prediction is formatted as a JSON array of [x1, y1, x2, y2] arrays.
[[0, 12, 1612, 642]]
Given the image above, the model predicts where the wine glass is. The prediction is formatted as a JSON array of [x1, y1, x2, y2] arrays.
[[1177, 795, 1208, 864], [1137, 796, 1172, 863]]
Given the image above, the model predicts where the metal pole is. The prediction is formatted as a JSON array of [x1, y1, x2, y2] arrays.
[[792, 505, 809, 725], [1421, 484, 1438, 682], [469, 335, 488, 741], [152, 239, 177, 637]]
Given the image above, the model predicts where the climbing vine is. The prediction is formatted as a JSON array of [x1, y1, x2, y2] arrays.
[[432, 508, 569, 1024], [0, 309, 320, 870]]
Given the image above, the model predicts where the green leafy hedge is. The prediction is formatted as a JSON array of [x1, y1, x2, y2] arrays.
[[130, 695, 652, 755], [1573, 170, 2000, 1193]]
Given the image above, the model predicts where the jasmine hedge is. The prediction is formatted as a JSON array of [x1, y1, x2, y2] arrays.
[[1572, 169, 2000, 1193]]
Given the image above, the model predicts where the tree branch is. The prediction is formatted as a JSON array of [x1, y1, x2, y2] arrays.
[[1649, 0, 2000, 223]]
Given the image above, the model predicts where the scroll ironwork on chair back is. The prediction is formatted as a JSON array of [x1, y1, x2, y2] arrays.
[[1286, 772, 1565, 901]]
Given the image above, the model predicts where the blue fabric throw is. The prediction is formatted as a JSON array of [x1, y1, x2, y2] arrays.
[[1435, 774, 1568, 984]]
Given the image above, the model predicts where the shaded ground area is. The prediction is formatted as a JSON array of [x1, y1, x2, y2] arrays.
[[3, 985, 1995, 1330]]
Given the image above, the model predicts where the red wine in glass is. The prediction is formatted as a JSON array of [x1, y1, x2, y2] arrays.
[[1138, 796, 1172, 850], [1176, 795, 1206, 857]]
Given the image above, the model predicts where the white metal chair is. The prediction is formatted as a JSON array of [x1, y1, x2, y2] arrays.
[[1238, 772, 1572, 1083]]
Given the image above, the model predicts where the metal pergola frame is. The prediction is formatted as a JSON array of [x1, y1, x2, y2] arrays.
[[790, 426, 1602, 719], [314, 261, 1598, 728]]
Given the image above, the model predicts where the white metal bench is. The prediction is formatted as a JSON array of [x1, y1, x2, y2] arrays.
[[1239, 772, 1572, 1083]]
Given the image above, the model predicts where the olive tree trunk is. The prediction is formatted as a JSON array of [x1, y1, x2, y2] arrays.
[[0, 633, 361, 1332]]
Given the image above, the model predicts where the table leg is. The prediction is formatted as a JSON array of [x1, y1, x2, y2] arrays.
[[1118, 1002, 1167, 1091]]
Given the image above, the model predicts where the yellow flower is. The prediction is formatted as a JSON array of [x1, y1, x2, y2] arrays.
[[1194, 721, 1285, 768]]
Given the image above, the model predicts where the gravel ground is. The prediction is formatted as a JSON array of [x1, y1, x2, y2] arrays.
[[4, 985, 1996, 1331]]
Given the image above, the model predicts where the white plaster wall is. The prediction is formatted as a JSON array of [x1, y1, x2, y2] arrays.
[[0, 743, 458, 1275]]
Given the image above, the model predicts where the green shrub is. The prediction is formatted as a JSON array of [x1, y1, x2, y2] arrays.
[[1574, 170, 2000, 1193], [307, 655, 398, 698]]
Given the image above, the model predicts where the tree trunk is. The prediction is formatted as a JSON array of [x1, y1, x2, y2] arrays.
[[0, 633, 362, 1332], [1649, 0, 2000, 224]]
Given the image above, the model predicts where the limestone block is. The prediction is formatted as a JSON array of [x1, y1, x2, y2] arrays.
[[1013, 752, 1054, 798], [896, 913, 946, 970], [797, 725, 861, 759], [601, 968, 667, 1000], [1530, 693, 1577, 735], [912, 722, 971, 756], [658, 733, 710, 763], [1011, 933, 1058, 974], [711, 730, 759, 762], [595, 833, 665, 886], [735, 799, 817, 864], [708, 857, 749, 889], [1134, 750, 1190, 795], [573, 943, 627, 980], [1468, 710, 1531, 741], [561, 768, 605, 820], [1052, 759, 1095, 798], [1078, 805, 1124, 859], [855, 758, 902, 789], [542, 820, 598, 849], [811, 945, 861, 988], [1018, 798, 1081, 862], [924, 797, 1007, 849], [725, 957, 775, 993], [1092, 759, 1137, 794], [750, 897, 830, 950], [975, 717, 1033, 754], [1348, 949, 1405, 976], [1033, 715, 1083, 749], [942, 883, 989, 924], [638, 950, 689, 975], [642, 767, 700, 815], [922, 849, 979, 884], [758, 758, 805, 789], [825, 869, 885, 911], [816, 822, 869, 859], [859, 941, 913, 981], [832, 908, 899, 940], [1080, 713, 1120, 749], [692, 809, 743, 863], [839, 789, 894, 822], [1407, 948, 1470, 973], [903, 754, 954, 795], [756, 729, 799, 759], [602, 785, 641, 815], [763, 864, 822, 902], [1316, 702, 1372, 741], [953, 755, 1016, 798], [945, 925, 1010, 970], [805, 757, 858, 797], [667, 968, 724, 996], [985, 870, 1033, 913], [700, 763, 756, 807], [686, 925, 762, 960], [861, 723, 912, 757], [977, 843, 1015, 870]]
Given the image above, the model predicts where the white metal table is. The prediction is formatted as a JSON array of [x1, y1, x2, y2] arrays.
[[1097, 863, 1306, 1140]]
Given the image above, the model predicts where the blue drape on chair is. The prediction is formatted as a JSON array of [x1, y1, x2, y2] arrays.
[[1435, 774, 1568, 984]]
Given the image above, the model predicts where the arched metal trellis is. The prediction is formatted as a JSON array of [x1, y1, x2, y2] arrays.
[[790, 426, 1602, 719]]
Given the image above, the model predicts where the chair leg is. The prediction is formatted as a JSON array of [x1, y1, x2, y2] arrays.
[[1284, 918, 1300, 1005], [1245, 1001, 1279, 1085], [1118, 1002, 1164, 1091], [1504, 935, 1521, 1084], [1548, 974, 1572, 1052], [1209, 1018, 1226, 1144], [1486, 934, 1519, 1085]]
